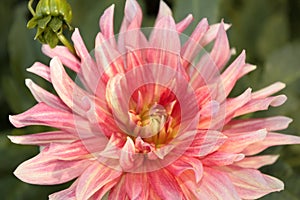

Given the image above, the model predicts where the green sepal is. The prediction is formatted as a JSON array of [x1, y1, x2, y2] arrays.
[[49, 17, 62, 32], [27, 17, 38, 29], [44, 29, 59, 48], [37, 15, 51, 29], [34, 27, 45, 40]]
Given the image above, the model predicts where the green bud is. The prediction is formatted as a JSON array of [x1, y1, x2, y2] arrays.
[[27, 0, 73, 48]]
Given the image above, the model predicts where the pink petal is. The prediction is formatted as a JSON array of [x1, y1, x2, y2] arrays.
[[50, 57, 101, 118], [108, 176, 128, 200], [237, 64, 256, 79], [25, 79, 70, 111], [149, 16, 181, 67], [210, 22, 231, 70], [7, 131, 77, 145], [99, 4, 116, 47], [148, 169, 183, 200], [219, 129, 267, 153], [243, 132, 300, 155], [71, 28, 90, 60], [157, 0, 172, 20], [125, 173, 149, 200], [200, 22, 231, 46], [27, 62, 51, 82], [220, 51, 246, 97], [186, 130, 227, 157], [42, 45, 80, 73], [225, 167, 284, 199], [197, 167, 240, 199], [225, 116, 293, 133], [120, 137, 143, 171], [168, 156, 203, 182], [235, 155, 279, 169], [14, 149, 91, 185], [252, 82, 286, 99], [9, 102, 90, 133], [234, 95, 287, 117], [76, 162, 122, 200], [202, 152, 245, 166], [49, 180, 78, 200], [181, 18, 209, 69], [176, 14, 193, 33]]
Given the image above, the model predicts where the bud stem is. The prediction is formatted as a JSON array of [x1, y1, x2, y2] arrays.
[[57, 31, 76, 55], [28, 0, 36, 16]]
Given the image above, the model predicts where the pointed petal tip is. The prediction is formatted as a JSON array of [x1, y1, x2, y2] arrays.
[[9, 115, 23, 128]]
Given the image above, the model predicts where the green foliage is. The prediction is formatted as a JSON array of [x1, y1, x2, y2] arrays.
[[1, 0, 300, 199]]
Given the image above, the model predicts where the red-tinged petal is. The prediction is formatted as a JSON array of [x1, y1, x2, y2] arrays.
[[148, 168, 183, 200], [220, 51, 246, 97], [95, 32, 125, 77], [7, 131, 77, 145], [125, 173, 149, 200], [202, 152, 244, 166], [25, 79, 70, 111], [225, 167, 284, 199], [186, 130, 227, 157], [76, 162, 122, 200], [197, 167, 240, 200], [168, 156, 203, 182], [14, 151, 91, 185], [49, 180, 78, 200], [89, 178, 120, 200], [27, 62, 51, 82], [9, 102, 90, 133], [220, 129, 267, 153], [234, 95, 287, 117], [225, 116, 293, 133], [108, 176, 128, 200], [120, 137, 143, 171], [200, 22, 231, 46], [181, 18, 209, 69], [235, 155, 279, 169], [42, 45, 80, 73], [176, 14, 193, 33], [252, 82, 286, 99], [243, 132, 300, 155]]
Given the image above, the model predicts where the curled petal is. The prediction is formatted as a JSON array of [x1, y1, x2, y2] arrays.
[[99, 4, 116, 46], [27, 62, 51, 82], [200, 22, 231, 46], [49, 180, 78, 200], [42, 45, 80, 73], [176, 14, 193, 33]]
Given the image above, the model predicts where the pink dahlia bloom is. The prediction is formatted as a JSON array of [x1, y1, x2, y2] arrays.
[[9, 0, 300, 199]]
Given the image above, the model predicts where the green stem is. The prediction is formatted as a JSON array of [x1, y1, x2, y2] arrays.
[[57, 31, 76, 56], [28, 0, 36, 16]]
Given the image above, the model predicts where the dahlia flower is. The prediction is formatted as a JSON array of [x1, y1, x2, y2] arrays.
[[9, 0, 300, 199]]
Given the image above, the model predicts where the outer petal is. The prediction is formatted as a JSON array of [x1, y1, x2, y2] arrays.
[[125, 173, 149, 200], [27, 62, 51, 82], [76, 162, 122, 200], [99, 4, 116, 46], [243, 132, 300, 155], [148, 168, 183, 200], [200, 22, 231, 46], [49, 180, 78, 200], [8, 131, 77, 145], [176, 14, 193, 33], [14, 149, 92, 185], [210, 22, 231, 70], [201, 152, 244, 166], [235, 155, 279, 169], [224, 116, 292, 133], [42, 45, 80, 73], [196, 167, 240, 200], [25, 79, 70, 111], [225, 167, 284, 199]]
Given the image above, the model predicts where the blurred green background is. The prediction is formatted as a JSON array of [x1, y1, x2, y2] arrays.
[[0, 0, 300, 199]]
